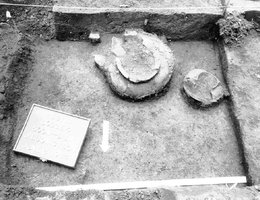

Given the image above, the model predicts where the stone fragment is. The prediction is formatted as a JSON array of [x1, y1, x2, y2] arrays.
[[94, 54, 106, 69], [144, 19, 149, 26], [111, 37, 126, 57], [6, 11, 11, 19], [182, 69, 224, 107], [35, 197, 53, 200], [124, 29, 138, 36], [89, 32, 101, 44], [119, 4, 130, 8]]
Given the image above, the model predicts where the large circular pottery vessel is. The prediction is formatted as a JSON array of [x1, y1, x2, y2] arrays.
[[94, 29, 174, 100]]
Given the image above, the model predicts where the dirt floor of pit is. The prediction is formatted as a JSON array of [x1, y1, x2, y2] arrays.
[[2, 35, 245, 187], [55, 0, 221, 8]]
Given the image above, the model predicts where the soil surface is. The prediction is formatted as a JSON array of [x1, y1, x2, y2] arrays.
[[1, 35, 243, 187], [55, 0, 221, 8], [224, 31, 260, 185]]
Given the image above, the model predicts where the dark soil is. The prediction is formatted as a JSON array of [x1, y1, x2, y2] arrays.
[[0, 0, 55, 41], [0, 184, 50, 200], [0, 26, 33, 185]]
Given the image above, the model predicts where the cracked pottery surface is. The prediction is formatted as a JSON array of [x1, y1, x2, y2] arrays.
[[182, 69, 224, 107], [94, 29, 174, 100]]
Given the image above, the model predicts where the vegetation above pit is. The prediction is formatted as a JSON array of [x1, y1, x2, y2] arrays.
[[217, 12, 257, 45]]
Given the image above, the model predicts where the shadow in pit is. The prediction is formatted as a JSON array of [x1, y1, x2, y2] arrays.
[[108, 76, 173, 103], [180, 87, 226, 111], [54, 12, 221, 42]]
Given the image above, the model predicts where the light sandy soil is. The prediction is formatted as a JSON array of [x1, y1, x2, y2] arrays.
[[55, 0, 221, 8], [229, 0, 260, 7], [7, 35, 244, 187]]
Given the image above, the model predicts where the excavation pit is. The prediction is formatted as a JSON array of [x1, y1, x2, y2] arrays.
[[1, 1, 260, 191], [0, 33, 244, 187]]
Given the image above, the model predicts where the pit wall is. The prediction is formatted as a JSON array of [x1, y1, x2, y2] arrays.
[[245, 10, 260, 25], [0, 31, 33, 185], [54, 8, 222, 41]]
